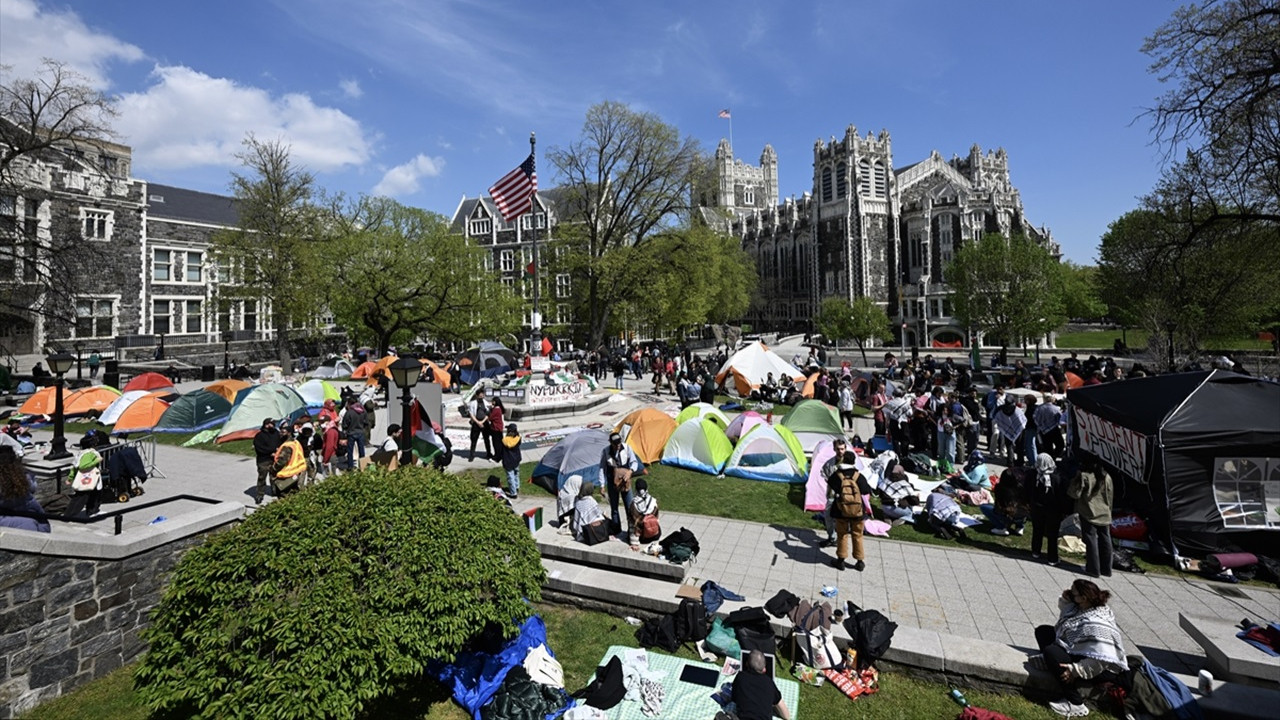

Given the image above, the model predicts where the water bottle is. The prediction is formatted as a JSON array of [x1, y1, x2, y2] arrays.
[[624, 616, 642, 626], [820, 585, 838, 598], [949, 688, 969, 707]]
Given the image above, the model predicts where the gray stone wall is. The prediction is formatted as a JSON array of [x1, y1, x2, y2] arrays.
[[0, 530, 220, 718]]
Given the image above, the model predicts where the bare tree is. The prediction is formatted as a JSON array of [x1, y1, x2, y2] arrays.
[[0, 60, 117, 337]]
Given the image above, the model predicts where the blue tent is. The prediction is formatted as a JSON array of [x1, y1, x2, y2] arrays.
[[531, 430, 611, 493], [456, 341, 517, 385]]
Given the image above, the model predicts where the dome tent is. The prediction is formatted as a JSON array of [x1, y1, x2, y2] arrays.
[[661, 418, 733, 475], [216, 383, 308, 443], [724, 423, 808, 483], [613, 408, 677, 464], [674, 402, 730, 429], [779, 399, 845, 453], [714, 341, 805, 397], [530, 430, 611, 494], [296, 379, 341, 408], [725, 410, 767, 442], [455, 341, 518, 385], [311, 358, 355, 379], [154, 389, 232, 433]]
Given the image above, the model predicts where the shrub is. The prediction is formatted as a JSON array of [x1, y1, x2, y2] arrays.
[[134, 466, 545, 719]]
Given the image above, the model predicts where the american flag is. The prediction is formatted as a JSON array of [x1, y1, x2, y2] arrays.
[[718, 109, 731, 119], [489, 153, 537, 222]]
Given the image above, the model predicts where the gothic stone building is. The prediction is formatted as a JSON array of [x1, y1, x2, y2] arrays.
[[705, 125, 1058, 347]]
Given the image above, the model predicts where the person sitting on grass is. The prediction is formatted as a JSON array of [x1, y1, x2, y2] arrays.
[[876, 465, 919, 526], [727, 650, 792, 720], [947, 449, 991, 491], [982, 465, 1032, 536], [924, 487, 967, 540], [1032, 579, 1127, 718]]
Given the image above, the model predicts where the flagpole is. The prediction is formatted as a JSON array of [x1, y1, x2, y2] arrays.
[[529, 131, 541, 358]]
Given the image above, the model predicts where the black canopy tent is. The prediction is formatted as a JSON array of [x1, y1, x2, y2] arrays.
[[1067, 370, 1280, 557]]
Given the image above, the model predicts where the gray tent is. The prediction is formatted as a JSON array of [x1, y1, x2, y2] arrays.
[[310, 358, 355, 379]]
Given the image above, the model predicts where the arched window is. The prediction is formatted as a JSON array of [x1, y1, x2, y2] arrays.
[[836, 164, 848, 198], [821, 167, 833, 202], [873, 161, 887, 198], [858, 159, 872, 197]]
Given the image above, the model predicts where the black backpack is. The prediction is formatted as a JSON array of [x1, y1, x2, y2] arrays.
[[844, 604, 897, 670], [635, 614, 680, 653], [674, 598, 709, 643], [573, 655, 626, 710], [659, 527, 700, 562]]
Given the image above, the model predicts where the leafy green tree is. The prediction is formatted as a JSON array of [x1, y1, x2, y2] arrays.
[[1097, 208, 1280, 356], [326, 196, 522, 354], [135, 467, 545, 720], [946, 232, 1064, 353], [547, 101, 703, 347], [211, 136, 327, 365], [1057, 262, 1107, 322], [814, 296, 891, 365], [1142, 0, 1280, 235]]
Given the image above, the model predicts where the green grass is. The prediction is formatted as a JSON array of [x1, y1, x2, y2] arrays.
[[63, 420, 255, 457], [1054, 328, 1273, 352], [25, 603, 1104, 720]]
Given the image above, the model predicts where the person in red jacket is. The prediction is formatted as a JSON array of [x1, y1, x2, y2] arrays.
[[321, 420, 342, 476]]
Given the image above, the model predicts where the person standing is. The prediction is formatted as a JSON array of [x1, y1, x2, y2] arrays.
[[252, 418, 281, 505], [1069, 455, 1114, 578], [321, 420, 342, 476], [271, 425, 307, 497], [818, 438, 848, 547], [500, 423, 522, 498], [486, 397, 506, 460], [466, 389, 491, 460], [602, 433, 637, 537], [837, 381, 855, 431], [341, 398, 367, 469], [826, 451, 870, 572], [992, 395, 1027, 467], [729, 650, 792, 720], [1035, 396, 1066, 459], [87, 351, 101, 379], [1030, 453, 1064, 565]]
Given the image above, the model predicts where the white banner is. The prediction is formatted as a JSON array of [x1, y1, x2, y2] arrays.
[[527, 380, 591, 407], [1075, 408, 1148, 481]]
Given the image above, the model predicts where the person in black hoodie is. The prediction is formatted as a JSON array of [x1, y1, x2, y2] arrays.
[[252, 418, 281, 504]]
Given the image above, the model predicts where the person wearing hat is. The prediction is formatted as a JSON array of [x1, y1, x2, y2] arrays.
[[500, 423, 522, 498], [252, 418, 281, 504], [602, 432, 637, 536]]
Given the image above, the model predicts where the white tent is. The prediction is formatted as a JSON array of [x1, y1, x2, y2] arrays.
[[723, 423, 808, 483], [714, 341, 805, 396], [98, 390, 158, 426]]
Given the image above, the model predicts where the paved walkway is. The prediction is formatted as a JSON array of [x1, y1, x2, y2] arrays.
[[19, 372, 1280, 677]]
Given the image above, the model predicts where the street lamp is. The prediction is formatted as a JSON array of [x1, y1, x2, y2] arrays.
[[222, 331, 232, 378], [387, 356, 421, 466], [1164, 319, 1177, 372], [73, 341, 84, 381], [45, 351, 75, 461]]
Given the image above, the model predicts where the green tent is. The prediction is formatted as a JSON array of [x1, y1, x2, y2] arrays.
[[155, 390, 232, 433], [216, 383, 308, 443], [661, 418, 733, 475], [779, 399, 845, 453], [674, 402, 730, 428]]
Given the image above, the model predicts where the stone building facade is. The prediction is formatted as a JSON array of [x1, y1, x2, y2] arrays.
[[709, 125, 1058, 346], [449, 193, 572, 353]]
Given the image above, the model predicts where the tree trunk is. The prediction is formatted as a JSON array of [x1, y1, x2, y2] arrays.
[[857, 340, 868, 366], [273, 310, 290, 368]]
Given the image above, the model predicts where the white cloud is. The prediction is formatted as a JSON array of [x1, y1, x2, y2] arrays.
[[116, 65, 372, 173], [339, 78, 363, 98], [372, 154, 445, 197], [0, 0, 144, 88]]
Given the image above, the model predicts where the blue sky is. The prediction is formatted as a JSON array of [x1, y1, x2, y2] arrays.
[[1, 0, 1179, 263]]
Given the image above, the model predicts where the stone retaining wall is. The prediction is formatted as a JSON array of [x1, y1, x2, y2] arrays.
[[0, 503, 241, 718]]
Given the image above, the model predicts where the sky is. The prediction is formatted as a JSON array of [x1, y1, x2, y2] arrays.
[[0, 0, 1180, 263]]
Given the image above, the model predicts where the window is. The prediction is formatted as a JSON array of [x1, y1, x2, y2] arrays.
[[153, 250, 172, 281], [743, 186, 756, 206], [74, 297, 115, 338], [859, 159, 872, 197], [821, 168, 833, 203], [217, 300, 233, 333], [556, 304, 569, 324], [82, 209, 111, 241], [499, 249, 515, 272], [469, 218, 492, 235], [243, 300, 258, 332], [1213, 458, 1279, 528], [556, 273, 571, 298], [501, 277, 515, 289], [186, 252, 203, 282], [153, 299, 172, 334], [215, 257, 233, 284], [873, 161, 888, 198], [99, 155, 119, 176], [0, 195, 14, 231], [836, 165, 847, 198], [185, 300, 203, 333]]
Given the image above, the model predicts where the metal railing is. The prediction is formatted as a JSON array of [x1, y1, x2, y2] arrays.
[[4, 494, 223, 536]]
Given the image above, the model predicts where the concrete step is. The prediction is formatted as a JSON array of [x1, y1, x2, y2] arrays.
[[536, 523, 688, 582]]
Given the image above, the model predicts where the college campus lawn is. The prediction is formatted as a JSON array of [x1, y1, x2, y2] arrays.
[[26, 603, 1098, 720], [1053, 328, 1273, 352]]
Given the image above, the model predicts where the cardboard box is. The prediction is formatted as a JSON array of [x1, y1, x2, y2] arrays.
[[523, 507, 543, 533]]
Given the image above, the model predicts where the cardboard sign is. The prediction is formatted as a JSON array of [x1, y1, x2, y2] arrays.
[[1075, 408, 1148, 481], [526, 380, 590, 407]]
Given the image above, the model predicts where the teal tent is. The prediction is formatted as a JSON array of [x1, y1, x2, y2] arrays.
[[155, 389, 232, 434]]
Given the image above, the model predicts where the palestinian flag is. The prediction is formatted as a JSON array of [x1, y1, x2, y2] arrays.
[[523, 261, 536, 281], [408, 398, 446, 463]]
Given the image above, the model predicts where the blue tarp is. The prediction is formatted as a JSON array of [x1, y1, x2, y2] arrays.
[[429, 614, 571, 720]]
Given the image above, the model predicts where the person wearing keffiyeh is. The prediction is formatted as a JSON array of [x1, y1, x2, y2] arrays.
[[1031, 579, 1128, 717]]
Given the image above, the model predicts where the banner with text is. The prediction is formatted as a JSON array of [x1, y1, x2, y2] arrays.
[[527, 380, 591, 407], [1075, 408, 1149, 482]]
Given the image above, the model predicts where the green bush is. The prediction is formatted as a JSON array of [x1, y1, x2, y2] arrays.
[[134, 466, 545, 719]]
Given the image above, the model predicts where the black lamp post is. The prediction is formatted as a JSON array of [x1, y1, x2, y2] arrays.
[[387, 356, 421, 466], [46, 351, 75, 461], [222, 331, 232, 378], [73, 341, 84, 381], [1164, 319, 1177, 372]]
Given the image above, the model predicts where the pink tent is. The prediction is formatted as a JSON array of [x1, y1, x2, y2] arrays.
[[725, 410, 767, 442], [804, 440, 838, 511]]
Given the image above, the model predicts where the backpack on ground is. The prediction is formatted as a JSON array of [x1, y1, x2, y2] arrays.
[[674, 598, 709, 643], [634, 614, 680, 653], [572, 655, 627, 710], [844, 604, 898, 670], [659, 527, 700, 564]]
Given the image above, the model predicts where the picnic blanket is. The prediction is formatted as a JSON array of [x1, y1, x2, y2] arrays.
[[591, 645, 800, 720]]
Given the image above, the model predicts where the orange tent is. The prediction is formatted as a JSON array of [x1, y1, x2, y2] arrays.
[[418, 358, 452, 387], [64, 386, 122, 416], [123, 372, 175, 393], [204, 379, 251, 403], [18, 386, 69, 416], [363, 355, 399, 386], [351, 361, 378, 379], [1064, 371, 1084, 389], [112, 395, 171, 434], [613, 408, 677, 464]]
